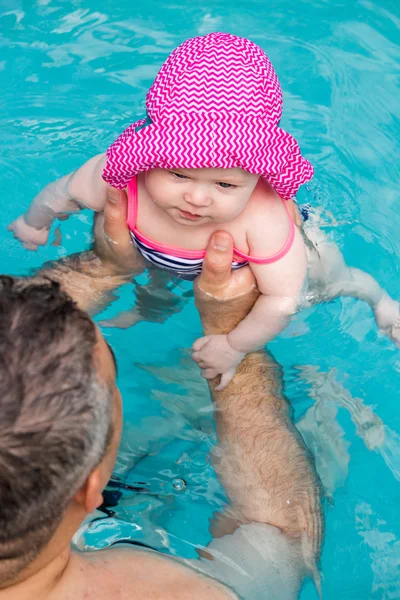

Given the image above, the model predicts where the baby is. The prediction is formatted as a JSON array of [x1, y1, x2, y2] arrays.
[[9, 33, 400, 389]]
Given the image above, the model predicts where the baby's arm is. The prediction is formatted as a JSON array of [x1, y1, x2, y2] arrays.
[[193, 225, 308, 389], [8, 154, 109, 248]]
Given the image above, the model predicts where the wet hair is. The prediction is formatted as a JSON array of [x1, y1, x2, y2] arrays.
[[0, 276, 114, 587]]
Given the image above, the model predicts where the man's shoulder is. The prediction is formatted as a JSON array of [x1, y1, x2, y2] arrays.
[[61, 547, 235, 600]]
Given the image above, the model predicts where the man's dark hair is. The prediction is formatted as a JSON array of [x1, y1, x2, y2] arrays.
[[0, 276, 113, 586]]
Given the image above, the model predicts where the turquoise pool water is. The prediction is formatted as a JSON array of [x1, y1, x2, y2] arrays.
[[1, 1, 399, 598]]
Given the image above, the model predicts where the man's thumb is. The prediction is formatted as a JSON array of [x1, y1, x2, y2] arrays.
[[103, 189, 129, 242]]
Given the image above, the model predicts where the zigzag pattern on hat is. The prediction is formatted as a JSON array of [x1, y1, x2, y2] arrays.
[[146, 34, 281, 122], [103, 32, 313, 199]]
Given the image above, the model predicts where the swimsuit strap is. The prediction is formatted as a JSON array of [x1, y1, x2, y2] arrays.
[[126, 177, 139, 231], [232, 201, 296, 265], [127, 177, 295, 265]]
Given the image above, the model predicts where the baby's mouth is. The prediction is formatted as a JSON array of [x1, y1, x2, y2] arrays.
[[179, 209, 203, 220]]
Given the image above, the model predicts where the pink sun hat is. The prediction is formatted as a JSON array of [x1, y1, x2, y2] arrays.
[[102, 32, 314, 200]]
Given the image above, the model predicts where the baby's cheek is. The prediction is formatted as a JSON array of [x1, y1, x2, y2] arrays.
[[220, 202, 248, 222], [147, 179, 176, 208]]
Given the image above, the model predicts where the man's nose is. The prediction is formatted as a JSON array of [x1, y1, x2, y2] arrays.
[[184, 189, 212, 207]]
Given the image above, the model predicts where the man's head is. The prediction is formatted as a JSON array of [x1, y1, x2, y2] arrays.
[[0, 276, 120, 587]]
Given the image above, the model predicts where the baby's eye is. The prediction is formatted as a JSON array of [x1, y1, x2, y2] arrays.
[[170, 171, 188, 180], [217, 182, 236, 189]]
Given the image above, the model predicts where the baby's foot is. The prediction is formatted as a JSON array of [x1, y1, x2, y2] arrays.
[[374, 293, 400, 347]]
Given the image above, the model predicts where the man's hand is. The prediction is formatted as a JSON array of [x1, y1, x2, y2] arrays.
[[93, 188, 144, 275], [195, 232, 257, 303], [193, 231, 259, 389], [37, 189, 143, 314]]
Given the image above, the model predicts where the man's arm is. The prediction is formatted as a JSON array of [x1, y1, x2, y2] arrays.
[[37, 190, 145, 315], [197, 286, 322, 547], [192, 233, 323, 596]]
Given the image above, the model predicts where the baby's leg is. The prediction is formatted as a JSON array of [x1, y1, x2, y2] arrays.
[[306, 226, 400, 345], [100, 269, 187, 329]]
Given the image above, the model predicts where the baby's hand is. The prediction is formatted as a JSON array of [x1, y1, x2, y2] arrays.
[[8, 215, 50, 250], [192, 334, 245, 390]]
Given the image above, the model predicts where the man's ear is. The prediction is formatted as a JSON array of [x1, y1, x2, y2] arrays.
[[74, 468, 104, 514]]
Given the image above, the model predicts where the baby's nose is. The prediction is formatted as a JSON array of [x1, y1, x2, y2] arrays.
[[184, 190, 212, 207]]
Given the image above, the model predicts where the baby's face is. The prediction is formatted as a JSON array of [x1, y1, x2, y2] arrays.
[[144, 167, 259, 226]]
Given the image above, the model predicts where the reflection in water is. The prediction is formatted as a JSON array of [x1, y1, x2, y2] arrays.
[[297, 396, 350, 500], [298, 366, 400, 484], [355, 502, 400, 600]]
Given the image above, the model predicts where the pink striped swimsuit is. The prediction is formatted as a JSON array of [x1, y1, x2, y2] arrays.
[[127, 178, 295, 280]]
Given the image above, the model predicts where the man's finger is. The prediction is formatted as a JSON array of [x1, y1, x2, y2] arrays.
[[198, 231, 234, 289], [103, 189, 132, 249]]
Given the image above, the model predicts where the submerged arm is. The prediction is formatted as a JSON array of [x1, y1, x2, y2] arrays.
[[35, 191, 144, 314], [195, 281, 323, 551], [191, 238, 323, 598]]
